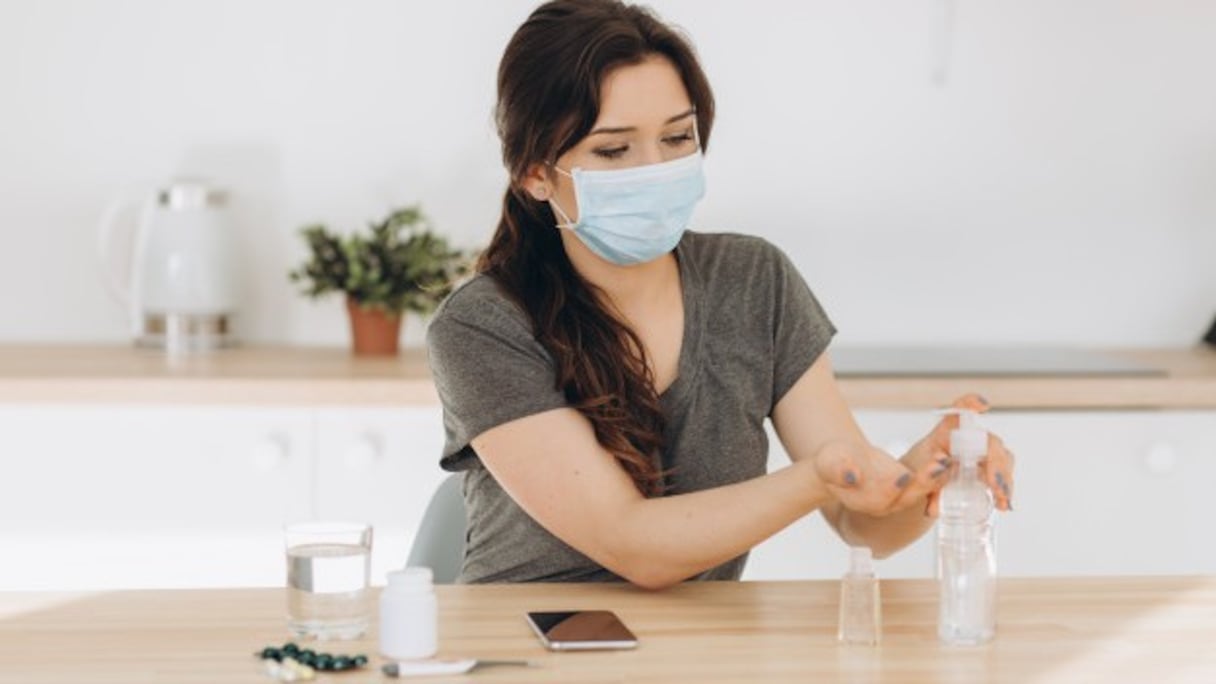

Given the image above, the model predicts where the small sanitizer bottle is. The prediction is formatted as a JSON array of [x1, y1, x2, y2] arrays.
[[936, 408, 997, 646], [838, 546, 881, 645]]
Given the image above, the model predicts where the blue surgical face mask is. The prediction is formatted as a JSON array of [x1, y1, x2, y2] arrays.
[[548, 150, 706, 266]]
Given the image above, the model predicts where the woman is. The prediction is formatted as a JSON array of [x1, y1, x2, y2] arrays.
[[426, 0, 1014, 588]]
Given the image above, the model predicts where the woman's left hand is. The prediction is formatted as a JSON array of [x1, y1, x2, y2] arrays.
[[894, 393, 1015, 516]]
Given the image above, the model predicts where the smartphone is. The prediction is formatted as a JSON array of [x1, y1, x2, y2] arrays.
[[524, 610, 639, 651]]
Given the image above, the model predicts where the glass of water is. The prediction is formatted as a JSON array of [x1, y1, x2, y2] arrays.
[[284, 521, 373, 640]]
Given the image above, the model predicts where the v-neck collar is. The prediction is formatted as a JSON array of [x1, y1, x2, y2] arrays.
[[658, 232, 703, 410]]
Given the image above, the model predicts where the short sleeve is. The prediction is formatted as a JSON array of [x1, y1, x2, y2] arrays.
[[768, 245, 837, 414], [425, 286, 569, 471]]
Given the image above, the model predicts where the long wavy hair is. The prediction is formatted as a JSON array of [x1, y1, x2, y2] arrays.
[[479, 0, 715, 496]]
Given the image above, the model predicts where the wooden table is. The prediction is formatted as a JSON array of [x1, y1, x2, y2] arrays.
[[2, 578, 1215, 683]]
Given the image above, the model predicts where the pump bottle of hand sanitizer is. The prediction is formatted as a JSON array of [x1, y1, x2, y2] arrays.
[[936, 408, 996, 646]]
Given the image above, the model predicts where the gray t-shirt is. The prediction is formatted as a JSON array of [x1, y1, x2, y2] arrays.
[[424, 230, 836, 583]]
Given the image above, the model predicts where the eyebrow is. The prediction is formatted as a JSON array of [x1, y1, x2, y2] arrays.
[[587, 108, 696, 136]]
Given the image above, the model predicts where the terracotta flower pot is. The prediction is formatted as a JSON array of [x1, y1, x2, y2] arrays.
[[346, 297, 403, 356]]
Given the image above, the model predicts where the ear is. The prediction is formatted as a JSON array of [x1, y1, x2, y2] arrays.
[[520, 162, 551, 202]]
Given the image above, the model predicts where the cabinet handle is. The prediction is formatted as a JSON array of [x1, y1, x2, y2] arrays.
[[343, 435, 382, 471], [249, 436, 288, 472], [1143, 443, 1178, 476]]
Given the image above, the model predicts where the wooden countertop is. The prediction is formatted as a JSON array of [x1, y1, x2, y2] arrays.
[[2, 577, 1215, 683], [0, 344, 1213, 409]]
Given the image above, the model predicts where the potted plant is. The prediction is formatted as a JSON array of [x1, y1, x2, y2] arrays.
[[289, 205, 473, 356]]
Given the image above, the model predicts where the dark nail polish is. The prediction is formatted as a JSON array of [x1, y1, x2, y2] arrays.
[[844, 471, 857, 486], [930, 466, 948, 478], [994, 470, 1012, 499], [978, 394, 989, 406], [896, 472, 912, 488]]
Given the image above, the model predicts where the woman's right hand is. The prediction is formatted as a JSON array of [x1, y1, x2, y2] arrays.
[[813, 439, 917, 517]]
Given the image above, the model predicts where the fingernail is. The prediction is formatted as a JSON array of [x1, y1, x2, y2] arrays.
[[992, 470, 1013, 508], [844, 471, 857, 486], [937, 457, 952, 467], [930, 465, 948, 478], [896, 472, 912, 488], [977, 394, 990, 406]]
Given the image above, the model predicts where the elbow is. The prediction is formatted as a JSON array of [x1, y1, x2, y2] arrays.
[[620, 564, 685, 591], [594, 513, 687, 591], [602, 544, 687, 590]]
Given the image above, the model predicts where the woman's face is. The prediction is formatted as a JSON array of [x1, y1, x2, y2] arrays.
[[525, 54, 699, 224]]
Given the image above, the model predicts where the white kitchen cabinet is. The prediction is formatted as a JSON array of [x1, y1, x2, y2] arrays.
[[314, 406, 449, 586], [744, 410, 1216, 581], [978, 410, 1216, 577], [3, 402, 1212, 591], [0, 405, 313, 590], [0, 403, 450, 591]]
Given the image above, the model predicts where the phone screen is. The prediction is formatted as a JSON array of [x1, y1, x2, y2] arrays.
[[525, 610, 638, 650]]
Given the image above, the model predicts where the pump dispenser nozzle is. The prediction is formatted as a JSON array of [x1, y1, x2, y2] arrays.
[[936, 408, 988, 464]]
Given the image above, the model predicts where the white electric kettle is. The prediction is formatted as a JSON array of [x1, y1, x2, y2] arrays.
[[98, 179, 240, 351]]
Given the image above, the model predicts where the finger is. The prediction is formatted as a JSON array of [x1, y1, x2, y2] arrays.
[[952, 393, 991, 414], [850, 443, 912, 493], [894, 449, 952, 510], [874, 453, 915, 493], [816, 441, 863, 489], [925, 490, 940, 518], [832, 449, 911, 516], [980, 434, 1015, 511]]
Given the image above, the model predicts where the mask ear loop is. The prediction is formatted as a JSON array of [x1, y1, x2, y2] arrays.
[[544, 162, 578, 230]]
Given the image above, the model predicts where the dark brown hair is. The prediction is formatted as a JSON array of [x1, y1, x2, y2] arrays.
[[479, 0, 715, 496]]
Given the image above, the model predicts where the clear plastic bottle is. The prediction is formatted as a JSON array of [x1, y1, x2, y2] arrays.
[[379, 567, 438, 661], [838, 546, 881, 645], [936, 408, 996, 646]]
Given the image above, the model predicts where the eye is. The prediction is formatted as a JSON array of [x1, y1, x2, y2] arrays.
[[663, 130, 695, 147], [592, 146, 629, 160]]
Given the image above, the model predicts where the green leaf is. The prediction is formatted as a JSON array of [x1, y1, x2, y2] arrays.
[[286, 204, 475, 315]]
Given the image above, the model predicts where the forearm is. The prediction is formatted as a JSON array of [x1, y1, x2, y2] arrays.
[[834, 499, 935, 559], [612, 458, 831, 589]]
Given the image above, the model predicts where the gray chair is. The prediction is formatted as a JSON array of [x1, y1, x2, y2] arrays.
[[406, 474, 467, 583]]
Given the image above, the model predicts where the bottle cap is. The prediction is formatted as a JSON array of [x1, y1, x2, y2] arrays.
[[387, 566, 433, 589]]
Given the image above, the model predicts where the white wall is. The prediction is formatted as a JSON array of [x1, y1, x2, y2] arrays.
[[1, 0, 1213, 348]]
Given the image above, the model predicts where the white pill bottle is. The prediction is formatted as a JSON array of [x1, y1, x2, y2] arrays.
[[379, 567, 438, 661]]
